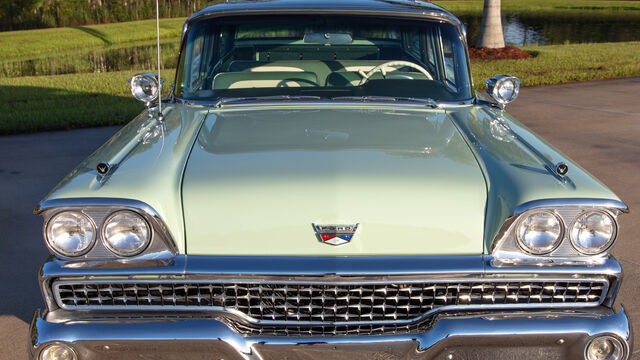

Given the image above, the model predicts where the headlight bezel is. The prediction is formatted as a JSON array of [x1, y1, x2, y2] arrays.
[[491, 199, 626, 264], [37, 198, 177, 261]]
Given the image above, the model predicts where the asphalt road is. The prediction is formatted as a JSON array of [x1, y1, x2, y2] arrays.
[[0, 77, 638, 360]]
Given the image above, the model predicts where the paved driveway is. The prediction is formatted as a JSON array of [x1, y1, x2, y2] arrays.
[[0, 77, 638, 359]]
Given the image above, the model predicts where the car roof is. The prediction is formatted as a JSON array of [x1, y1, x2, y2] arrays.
[[188, 0, 455, 23]]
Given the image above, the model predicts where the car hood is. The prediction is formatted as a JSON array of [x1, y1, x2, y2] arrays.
[[182, 106, 487, 256]]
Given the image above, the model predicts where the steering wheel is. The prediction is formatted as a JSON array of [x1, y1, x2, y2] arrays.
[[358, 60, 433, 86]]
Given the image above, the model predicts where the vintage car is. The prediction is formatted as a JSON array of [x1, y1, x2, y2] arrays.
[[29, 0, 631, 359]]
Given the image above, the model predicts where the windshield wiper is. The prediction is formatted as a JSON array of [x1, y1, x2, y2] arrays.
[[331, 96, 439, 108], [215, 95, 323, 107]]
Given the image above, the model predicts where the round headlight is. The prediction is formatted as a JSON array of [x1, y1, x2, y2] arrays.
[[40, 343, 77, 360], [129, 73, 159, 104], [570, 211, 616, 255], [102, 211, 151, 257], [516, 210, 563, 255], [45, 211, 96, 257], [486, 75, 521, 105], [586, 335, 625, 360]]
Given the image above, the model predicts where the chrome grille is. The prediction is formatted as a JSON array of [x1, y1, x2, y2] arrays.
[[54, 279, 607, 324], [228, 320, 426, 336], [226, 317, 436, 336]]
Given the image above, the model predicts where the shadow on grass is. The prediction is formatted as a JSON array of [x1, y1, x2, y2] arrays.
[[0, 85, 143, 135], [74, 26, 112, 45], [525, 50, 540, 58]]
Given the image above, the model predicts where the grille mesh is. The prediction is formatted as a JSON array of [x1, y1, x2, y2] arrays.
[[54, 280, 607, 324]]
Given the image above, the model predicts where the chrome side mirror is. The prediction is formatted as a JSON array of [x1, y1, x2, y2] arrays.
[[128, 73, 164, 108], [485, 75, 521, 108]]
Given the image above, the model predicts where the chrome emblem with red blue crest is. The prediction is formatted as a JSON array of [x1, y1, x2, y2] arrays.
[[312, 224, 359, 246]]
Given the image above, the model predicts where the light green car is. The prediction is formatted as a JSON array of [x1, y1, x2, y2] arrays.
[[29, 1, 631, 359]]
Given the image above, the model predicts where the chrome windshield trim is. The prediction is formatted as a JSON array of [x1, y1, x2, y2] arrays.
[[332, 96, 440, 108], [187, 9, 464, 31], [178, 97, 475, 108], [214, 95, 323, 107], [514, 198, 630, 215]]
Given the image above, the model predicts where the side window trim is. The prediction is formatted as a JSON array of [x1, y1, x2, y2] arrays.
[[432, 27, 445, 82]]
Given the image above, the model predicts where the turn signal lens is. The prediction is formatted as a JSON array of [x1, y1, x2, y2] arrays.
[[586, 336, 624, 360], [45, 211, 95, 257], [102, 210, 151, 256], [570, 211, 616, 255], [40, 343, 77, 360], [516, 210, 563, 255]]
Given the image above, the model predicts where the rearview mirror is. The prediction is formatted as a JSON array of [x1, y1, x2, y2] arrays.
[[303, 33, 353, 45]]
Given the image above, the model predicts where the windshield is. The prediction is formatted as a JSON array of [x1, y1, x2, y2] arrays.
[[175, 15, 473, 102]]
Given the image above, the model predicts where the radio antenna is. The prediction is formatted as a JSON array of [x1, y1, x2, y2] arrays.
[[155, 0, 163, 120]]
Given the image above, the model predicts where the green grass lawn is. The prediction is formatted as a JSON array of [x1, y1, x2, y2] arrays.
[[0, 18, 185, 78], [473, 41, 640, 86], [1, 41, 639, 134], [0, 18, 185, 61]]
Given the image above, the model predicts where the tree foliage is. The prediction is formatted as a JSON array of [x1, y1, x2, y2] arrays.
[[1, 0, 219, 31], [0, 0, 45, 29]]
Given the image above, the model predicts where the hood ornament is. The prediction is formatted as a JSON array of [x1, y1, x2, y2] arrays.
[[96, 162, 110, 176], [313, 224, 358, 246]]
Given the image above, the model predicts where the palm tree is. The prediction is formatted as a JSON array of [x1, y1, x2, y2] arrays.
[[476, 0, 505, 48]]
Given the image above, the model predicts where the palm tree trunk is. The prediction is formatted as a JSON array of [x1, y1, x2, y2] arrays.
[[476, 0, 505, 48]]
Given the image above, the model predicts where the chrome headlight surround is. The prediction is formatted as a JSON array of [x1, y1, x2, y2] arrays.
[[491, 199, 627, 265], [36, 198, 177, 261]]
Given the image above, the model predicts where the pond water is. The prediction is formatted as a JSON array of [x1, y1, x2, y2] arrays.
[[459, 13, 640, 46]]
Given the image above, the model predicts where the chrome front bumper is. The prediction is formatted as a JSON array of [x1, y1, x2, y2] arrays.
[[29, 306, 632, 360], [30, 255, 632, 359]]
